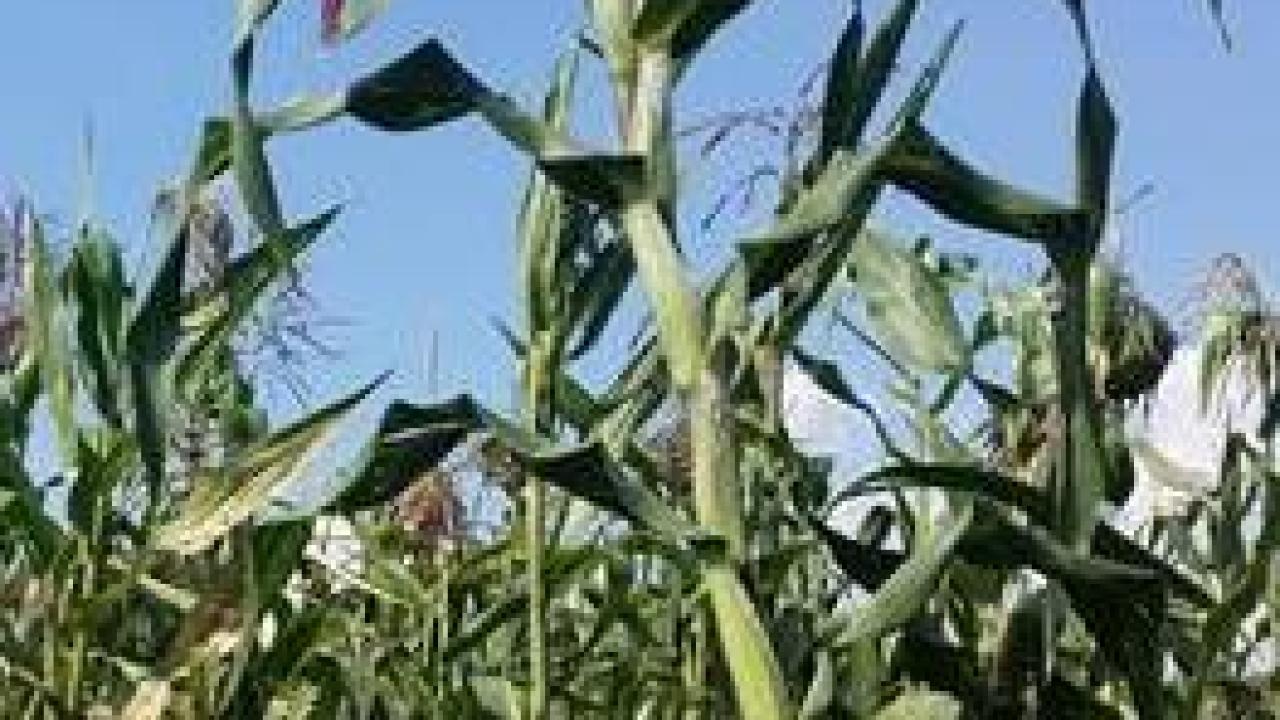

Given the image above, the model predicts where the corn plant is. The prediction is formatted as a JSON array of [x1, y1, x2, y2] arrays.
[[1, 0, 1270, 718], [195, 0, 1276, 717]]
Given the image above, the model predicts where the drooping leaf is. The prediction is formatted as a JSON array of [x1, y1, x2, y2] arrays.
[[331, 395, 482, 511], [856, 462, 1213, 605], [345, 40, 481, 131], [813, 520, 905, 592], [883, 120, 1086, 245], [516, 442, 694, 543], [346, 40, 643, 206], [789, 347, 908, 461], [855, 464, 1172, 717]]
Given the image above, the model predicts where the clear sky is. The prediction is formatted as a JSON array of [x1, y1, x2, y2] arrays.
[[2, 1, 1278, 474]]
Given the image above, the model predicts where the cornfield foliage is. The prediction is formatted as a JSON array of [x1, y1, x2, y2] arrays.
[[0, 1, 1275, 718]]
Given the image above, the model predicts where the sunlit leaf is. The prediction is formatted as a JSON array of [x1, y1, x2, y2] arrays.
[[849, 229, 969, 374], [156, 378, 381, 555]]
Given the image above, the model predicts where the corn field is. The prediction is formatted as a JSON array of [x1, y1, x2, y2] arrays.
[[0, 1, 1276, 718]]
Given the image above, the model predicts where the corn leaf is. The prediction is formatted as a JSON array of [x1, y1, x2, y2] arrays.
[[155, 378, 380, 555], [632, 0, 752, 65], [849, 229, 969, 374], [884, 120, 1085, 244], [346, 40, 643, 207], [834, 501, 973, 648], [232, 43, 286, 237], [24, 227, 77, 459], [331, 395, 483, 511], [820, 0, 919, 160]]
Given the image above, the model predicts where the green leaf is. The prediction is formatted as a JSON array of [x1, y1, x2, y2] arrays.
[[883, 119, 1086, 244], [250, 518, 313, 603], [567, 239, 634, 360], [834, 501, 973, 648], [24, 226, 77, 460], [745, 146, 886, 249], [190, 118, 233, 187], [849, 229, 969, 374], [128, 191, 195, 495], [331, 395, 482, 511], [232, 43, 286, 237], [0, 444, 63, 566], [517, 442, 694, 543], [257, 92, 348, 135], [741, 22, 959, 299], [632, 0, 751, 65], [469, 676, 525, 720], [820, 0, 919, 160], [347, 40, 643, 207], [797, 650, 835, 719], [155, 378, 381, 555], [519, 51, 578, 336], [1075, 69, 1116, 227], [66, 235, 128, 427]]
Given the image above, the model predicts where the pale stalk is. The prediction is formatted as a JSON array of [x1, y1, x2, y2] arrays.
[[614, 45, 790, 720], [523, 334, 552, 719]]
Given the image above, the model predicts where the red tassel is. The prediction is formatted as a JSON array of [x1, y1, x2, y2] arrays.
[[321, 0, 343, 44]]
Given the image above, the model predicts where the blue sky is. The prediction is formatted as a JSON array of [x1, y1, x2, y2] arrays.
[[2, 1, 1278, 465]]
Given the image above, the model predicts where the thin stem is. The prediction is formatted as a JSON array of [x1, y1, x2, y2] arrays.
[[524, 335, 552, 719]]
